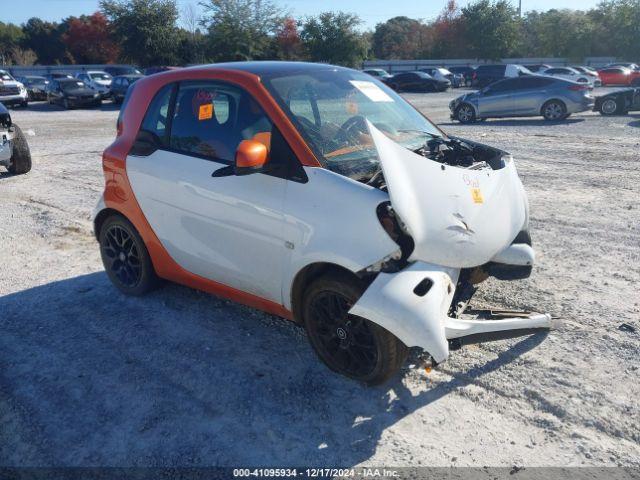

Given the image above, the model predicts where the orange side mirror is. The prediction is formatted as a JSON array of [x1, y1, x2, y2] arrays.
[[235, 139, 269, 174]]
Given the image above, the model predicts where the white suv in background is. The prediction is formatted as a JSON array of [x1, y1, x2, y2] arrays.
[[0, 70, 28, 108], [75, 71, 113, 98]]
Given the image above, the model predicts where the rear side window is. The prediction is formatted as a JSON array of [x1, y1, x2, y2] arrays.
[[518, 76, 555, 88], [139, 84, 174, 143], [168, 81, 273, 163]]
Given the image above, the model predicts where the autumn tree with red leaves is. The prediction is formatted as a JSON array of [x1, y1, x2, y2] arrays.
[[276, 17, 302, 60], [62, 12, 119, 64]]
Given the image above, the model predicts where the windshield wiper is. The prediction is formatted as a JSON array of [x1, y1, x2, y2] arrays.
[[397, 129, 443, 139]]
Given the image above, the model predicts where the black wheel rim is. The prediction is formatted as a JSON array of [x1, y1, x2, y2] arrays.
[[308, 291, 378, 378], [101, 225, 142, 288]]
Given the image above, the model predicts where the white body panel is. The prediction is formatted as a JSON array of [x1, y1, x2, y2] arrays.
[[280, 167, 400, 309], [368, 122, 527, 268], [126, 150, 289, 303]]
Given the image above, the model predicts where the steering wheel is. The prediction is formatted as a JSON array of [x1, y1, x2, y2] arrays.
[[333, 115, 369, 145]]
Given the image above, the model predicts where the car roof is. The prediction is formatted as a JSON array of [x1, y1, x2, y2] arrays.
[[115, 74, 144, 79], [184, 61, 353, 77]]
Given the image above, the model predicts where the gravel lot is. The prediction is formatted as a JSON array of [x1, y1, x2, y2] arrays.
[[1, 90, 639, 468]]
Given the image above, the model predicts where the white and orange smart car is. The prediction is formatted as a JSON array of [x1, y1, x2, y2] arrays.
[[94, 62, 551, 384]]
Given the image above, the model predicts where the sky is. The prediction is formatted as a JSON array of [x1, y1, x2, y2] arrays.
[[6, 0, 602, 29]]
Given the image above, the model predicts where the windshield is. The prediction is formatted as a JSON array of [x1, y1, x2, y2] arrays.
[[262, 68, 442, 180], [0, 71, 14, 81]]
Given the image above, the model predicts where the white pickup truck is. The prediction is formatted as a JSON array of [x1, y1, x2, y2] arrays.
[[0, 70, 28, 108]]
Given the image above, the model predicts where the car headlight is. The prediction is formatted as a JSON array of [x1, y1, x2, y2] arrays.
[[93, 93, 100, 97]]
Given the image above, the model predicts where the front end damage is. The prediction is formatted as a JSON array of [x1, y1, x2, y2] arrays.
[[350, 123, 552, 364]]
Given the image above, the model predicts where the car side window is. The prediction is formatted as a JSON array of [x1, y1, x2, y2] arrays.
[[169, 81, 273, 164], [140, 84, 175, 144], [486, 79, 515, 93]]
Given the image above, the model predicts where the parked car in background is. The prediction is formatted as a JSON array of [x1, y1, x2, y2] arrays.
[[450, 75, 594, 123], [605, 62, 639, 71], [0, 101, 31, 174], [104, 65, 143, 77], [540, 66, 601, 87], [571, 66, 601, 82], [388, 71, 449, 92], [418, 67, 460, 87], [144, 66, 180, 76], [46, 78, 102, 109], [363, 68, 393, 83], [76, 71, 113, 98], [523, 64, 552, 73], [447, 66, 475, 87], [594, 87, 640, 115], [17, 76, 49, 101], [598, 67, 640, 86], [110, 74, 144, 104], [0, 70, 28, 108], [472, 64, 533, 88], [44, 72, 74, 83]]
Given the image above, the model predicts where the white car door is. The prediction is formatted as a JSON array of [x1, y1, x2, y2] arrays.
[[125, 81, 293, 303]]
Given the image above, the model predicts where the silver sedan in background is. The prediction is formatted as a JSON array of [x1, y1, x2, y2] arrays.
[[449, 75, 594, 123]]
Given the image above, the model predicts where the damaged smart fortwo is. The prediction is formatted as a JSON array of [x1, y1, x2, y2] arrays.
[[93, 62, 551, 385]]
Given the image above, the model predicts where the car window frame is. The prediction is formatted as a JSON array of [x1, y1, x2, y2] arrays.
[[135, 79, 307, 182]]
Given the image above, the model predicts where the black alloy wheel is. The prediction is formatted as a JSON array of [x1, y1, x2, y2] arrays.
[[99, 215, 159, 296], [303, 273, 408, 385]]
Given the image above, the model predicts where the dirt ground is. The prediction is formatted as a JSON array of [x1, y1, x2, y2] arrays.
[[1, 89, 638, 468]]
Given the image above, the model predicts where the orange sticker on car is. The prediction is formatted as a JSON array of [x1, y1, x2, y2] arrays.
[[198, 103, 213, 120], [471, 188, 484, 204]]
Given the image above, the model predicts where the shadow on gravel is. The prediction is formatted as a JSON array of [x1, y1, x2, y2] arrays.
[[628, 119, 640, 128], [440, 118, 585, 127], [0, 272, 547, 467]]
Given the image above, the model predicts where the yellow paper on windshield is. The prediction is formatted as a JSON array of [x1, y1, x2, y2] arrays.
[[349, 80, 394, 102], [198, 103, 213, 120]]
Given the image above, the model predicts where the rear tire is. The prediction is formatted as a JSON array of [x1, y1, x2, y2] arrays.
[[7, 124, 32, 175], [541, 100, 566, 121], [99, 214, 160, 296], [303, 272, 408, 385]]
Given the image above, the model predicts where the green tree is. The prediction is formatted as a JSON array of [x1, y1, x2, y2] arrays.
[[0, 22, 24, 64], [372, 16, 432, 59], [300, 12, 368, 67], [22, 18, 71, 64], [520, 10, 595, 59], [589, 0, 640, 59], [199, 0, 286, 61], [461, 0, 519, 60], [100, 0, 180, 66]]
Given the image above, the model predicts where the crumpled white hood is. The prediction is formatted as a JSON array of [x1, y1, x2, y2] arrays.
[[368, 122, 528, 269]]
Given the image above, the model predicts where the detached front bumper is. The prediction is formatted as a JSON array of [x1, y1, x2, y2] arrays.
[[350, 261, 552, 363]]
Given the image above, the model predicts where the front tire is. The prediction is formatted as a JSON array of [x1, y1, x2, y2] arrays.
[[7, 124, 32, 175], [303, 273, 408, 385], [456, 103, 476, 123], [541, 100, 566, 121], [99, 215, 160, 296]]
